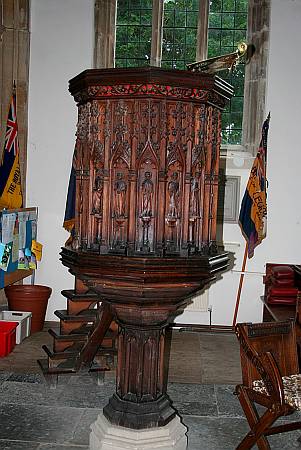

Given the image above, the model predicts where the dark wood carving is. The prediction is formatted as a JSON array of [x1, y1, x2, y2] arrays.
[[60, 67, 233, 430], [67, 68, 232, 257]]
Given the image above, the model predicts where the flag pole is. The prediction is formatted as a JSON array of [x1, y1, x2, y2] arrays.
[[232, 243, 248, 327], [234, 114, 270, 327]]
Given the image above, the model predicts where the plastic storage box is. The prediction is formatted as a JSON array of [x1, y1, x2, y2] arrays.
[[0, 311, 32, 344], [0, 322, 18, 356]]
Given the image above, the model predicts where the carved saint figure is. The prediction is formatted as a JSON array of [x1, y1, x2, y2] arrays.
[[92, 174, 103, 214], [190, 177, 200, 216], [141, 172, 153, 217], [167, 172, 180, 218], [114, 172, 127, 217]]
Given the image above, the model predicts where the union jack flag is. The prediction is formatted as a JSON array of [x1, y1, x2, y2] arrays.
[[0, 89, 23, 209], [4, 93, 19, 156]]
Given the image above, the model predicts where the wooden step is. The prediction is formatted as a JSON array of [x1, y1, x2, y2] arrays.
[[42, 344, 83, 360], [38, 358, 76, 375], [67, 300, 98, 315], [40, 285, 117, 387], [48, 327, 90, 352], [61, 289, 99, 300], [38, 357, 111, 388], [55, 309, 98, 334], [54, 309, 98, 322], [48, 327, 117, 353], [43, 343, 116, 361], [48, 328, 89, 341], [61, 290, 99, 315], [39, 356, 112, 373]]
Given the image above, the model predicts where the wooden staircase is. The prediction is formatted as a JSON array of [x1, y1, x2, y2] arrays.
[[38, 282, 117, 387]]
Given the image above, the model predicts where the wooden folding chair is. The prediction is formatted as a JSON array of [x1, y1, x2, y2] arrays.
[[235, 320, 301, 449]]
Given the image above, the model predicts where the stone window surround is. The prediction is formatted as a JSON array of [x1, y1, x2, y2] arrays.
[[0, 0, 270, 191], [0, 0, 30, 196], [94, 0, 271, 157]]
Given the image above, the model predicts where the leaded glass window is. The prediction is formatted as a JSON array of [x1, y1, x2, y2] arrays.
[[208, 0, 248, 145], [115, 0, 248, 145], [115, 0, 152, 67], [161, 0, 199, 69]]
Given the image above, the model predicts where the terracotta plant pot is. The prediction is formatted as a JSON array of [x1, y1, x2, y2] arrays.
[[5, 285, 52, 333]]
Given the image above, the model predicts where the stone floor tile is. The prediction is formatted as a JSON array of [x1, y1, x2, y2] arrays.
[[0, 404, 83, 444], [68, 408, 102, 446], [184, 415, 249, 450], [168, 331, 202, 384], [54, 382, 114, 409], [0, 379, 115, 409], [0, 371, 11, 385], [66, 372, 115, 386], [0, 381, 62, 407], [168, 383, 217, 416], [0, 440, 40, 449], [199, 333, 241, 385], [215, 384, 245, 418], [38, 445, 89, 449], [3, 373, 300, 449], [8, 372, 44, 384], [268, 430, 301, 449]]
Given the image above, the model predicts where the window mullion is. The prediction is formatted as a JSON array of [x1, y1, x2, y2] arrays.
[[196, 0, 209, 62], [242, 0, 271, 155], [151, 0, 164, 67], [94, 0, 117, 69]]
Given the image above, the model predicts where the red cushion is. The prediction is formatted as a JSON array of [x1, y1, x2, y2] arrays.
[[271, 265, 295, 279], [269, 287, 298, 296], [270, 277, 295, 288], [267, 296, 297, 305]]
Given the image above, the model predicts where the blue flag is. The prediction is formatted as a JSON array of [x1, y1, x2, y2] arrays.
[[63, 146, 76, 234], [238, 113, 270, 258]]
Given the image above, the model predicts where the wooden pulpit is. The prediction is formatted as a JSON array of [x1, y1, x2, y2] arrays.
[[60, 67, 232, 443]]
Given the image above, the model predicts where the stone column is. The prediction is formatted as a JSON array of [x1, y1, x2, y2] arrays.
[[0, 0, 30, 197], [93, 0, 117, 69], [150, 0, 164, 67], [242, 0, 271, 155], [196, 0, 209, 62]]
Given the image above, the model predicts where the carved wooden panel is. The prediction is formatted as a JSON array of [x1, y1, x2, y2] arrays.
[[116, 326, 165, 402], [69, 68, 232, 258]]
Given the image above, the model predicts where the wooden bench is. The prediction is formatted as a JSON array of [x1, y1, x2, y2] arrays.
[[235, 320, 301, 449], [261, 295, 296, 322], [262, 263, 301, 323]]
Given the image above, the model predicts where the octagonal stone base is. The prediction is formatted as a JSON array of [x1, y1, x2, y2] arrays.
[[90, 413, 187, 450]]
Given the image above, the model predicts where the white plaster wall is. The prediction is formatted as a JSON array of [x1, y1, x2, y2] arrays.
[[27, 0, 301, 325], [229, 0, 301, 325], [27, 0, 94, 320], [177, 0, 301, 325]]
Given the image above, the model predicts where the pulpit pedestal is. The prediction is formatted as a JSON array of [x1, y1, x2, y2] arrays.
[[61, 67, 233, 450], [60, 250, 229, 450]]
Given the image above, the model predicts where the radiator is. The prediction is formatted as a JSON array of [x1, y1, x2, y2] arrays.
[[186, 290, 209, 312]]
